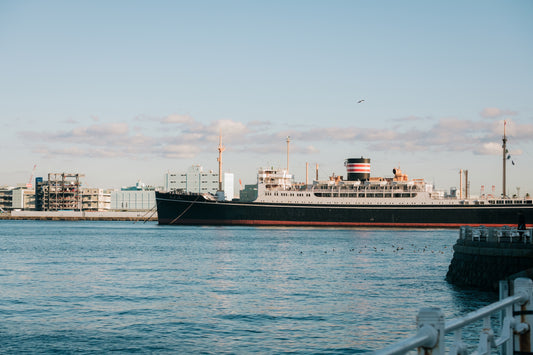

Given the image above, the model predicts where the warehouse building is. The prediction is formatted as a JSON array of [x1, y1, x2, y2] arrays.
[[164, 165, 234, 200], [110, 181, 156, 211]]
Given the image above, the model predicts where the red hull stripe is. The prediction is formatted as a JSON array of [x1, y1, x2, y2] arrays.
[[160, 219, 533, 229]]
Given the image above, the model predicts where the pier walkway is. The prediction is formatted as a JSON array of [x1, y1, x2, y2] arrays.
[[459, 225, 533, 243], [0, 210, 157, 222]]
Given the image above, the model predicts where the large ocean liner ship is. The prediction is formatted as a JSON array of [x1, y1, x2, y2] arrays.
[[156, 131, 533, 228]]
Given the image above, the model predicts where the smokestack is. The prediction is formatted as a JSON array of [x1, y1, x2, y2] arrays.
[[306, 162, 309, 185], [316, 163, 319, 181]]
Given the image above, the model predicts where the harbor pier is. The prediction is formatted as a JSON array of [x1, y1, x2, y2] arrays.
[[0, 210, 157, 222], [446, 226, 533, 291]]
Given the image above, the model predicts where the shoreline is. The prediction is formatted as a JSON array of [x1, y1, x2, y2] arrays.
[[0, 211, 157, 222]]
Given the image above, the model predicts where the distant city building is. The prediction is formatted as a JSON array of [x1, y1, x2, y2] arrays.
[[82, 188, 111, 211], [165, 165, 219, 194], [221, 172, 234, 201], [0, 186, 14, 212], [110, 181, 156, 211], [35, 173, 84, 211], [164, 165, 234, 201], [12, 187, 36, 210], [0, 186, 37, 211]]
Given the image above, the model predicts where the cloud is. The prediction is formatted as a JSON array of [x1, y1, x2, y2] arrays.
[[34, 146, 128, 158], [160, 144, 202, 159], [248, 120, 271, 128], [19, 112, 533, 163], [61, 123, 129, 139], [203, 119, 249, 139], [480, 107, 518, 118], [473, 142, 501, 155], [63, 118, 79, 124], [510, 122, 533, 140], [162, 114, 194, 124], [391, 115, 432, 122], [303, 145, 319, 154]]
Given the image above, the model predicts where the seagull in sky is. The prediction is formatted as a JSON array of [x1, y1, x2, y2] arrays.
[[357, 99, 365, 103]]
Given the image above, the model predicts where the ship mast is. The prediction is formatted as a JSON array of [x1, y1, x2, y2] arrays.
[[502, 121, 507, 198], [286, 136, 290, 173], [217, 134, 225, 191]]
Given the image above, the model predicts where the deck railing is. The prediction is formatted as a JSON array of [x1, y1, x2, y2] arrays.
[[373, 277, 533, 355], [460, 226, 533, 244]]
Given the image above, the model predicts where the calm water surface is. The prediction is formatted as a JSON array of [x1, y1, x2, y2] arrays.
[[0, 220, 496, 353]]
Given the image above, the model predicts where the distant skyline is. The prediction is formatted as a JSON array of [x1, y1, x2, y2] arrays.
[[1, 1, 532, 196]]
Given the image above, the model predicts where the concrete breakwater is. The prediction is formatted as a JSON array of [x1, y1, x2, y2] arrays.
[[446, 226, 533, 291], [0, 210, 157, 222]]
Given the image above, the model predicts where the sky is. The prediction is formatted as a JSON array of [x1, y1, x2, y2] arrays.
[[1, 0, 532, 197]]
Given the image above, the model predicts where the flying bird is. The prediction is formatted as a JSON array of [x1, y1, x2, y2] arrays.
[[357, 99, 365, 103]]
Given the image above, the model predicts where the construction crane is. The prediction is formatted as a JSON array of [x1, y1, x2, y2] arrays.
[[26, 164, 37, 189]]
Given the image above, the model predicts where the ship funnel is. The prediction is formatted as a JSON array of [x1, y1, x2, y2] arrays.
[[345, 157, 370, 181]]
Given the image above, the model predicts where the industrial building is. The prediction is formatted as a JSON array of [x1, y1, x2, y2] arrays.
[[110, 181, 157, 211], [1, 164, 238, 213], [12, 188, 36, 210], [164, 165, 234, 200], [82, 188, 111, 211], [36, 173, 84, 211]]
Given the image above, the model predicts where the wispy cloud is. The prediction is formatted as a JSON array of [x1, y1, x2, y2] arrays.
[[161, 114, 194, 124], [18, 112, 533, 161], [391, 115, 433, 123], [480, 107, 518, 118]]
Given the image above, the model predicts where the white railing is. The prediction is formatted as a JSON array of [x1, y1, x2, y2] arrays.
[[374, 278, 533, 355], [460, 226, 533, 244]]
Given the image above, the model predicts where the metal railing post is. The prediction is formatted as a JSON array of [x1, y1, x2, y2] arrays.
[[373, 276, 533, 354], [500, 280, 512, 355], [417, 308, 445, 355], [514, 277, 533, 352]]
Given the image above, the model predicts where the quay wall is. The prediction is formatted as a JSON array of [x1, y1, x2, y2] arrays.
[[0, 211, 157, 222], [446, 227, 533, 291]]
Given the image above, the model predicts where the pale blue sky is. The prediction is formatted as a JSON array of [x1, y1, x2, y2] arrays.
[[1, 0, 532, 196]]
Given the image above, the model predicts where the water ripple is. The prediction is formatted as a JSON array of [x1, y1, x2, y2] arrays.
[[0, 221, 495, 353]]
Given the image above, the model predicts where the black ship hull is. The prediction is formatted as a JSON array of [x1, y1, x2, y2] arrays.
[[156, 192, 533, 228]]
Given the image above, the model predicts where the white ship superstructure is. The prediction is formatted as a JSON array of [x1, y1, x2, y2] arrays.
[[254, 160, 530, 207]]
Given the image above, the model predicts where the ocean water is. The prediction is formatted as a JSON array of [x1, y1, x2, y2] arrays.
[[0, 220, 496, 354]]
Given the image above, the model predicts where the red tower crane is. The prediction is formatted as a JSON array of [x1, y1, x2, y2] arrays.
[[26, 164, 37, 189]]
